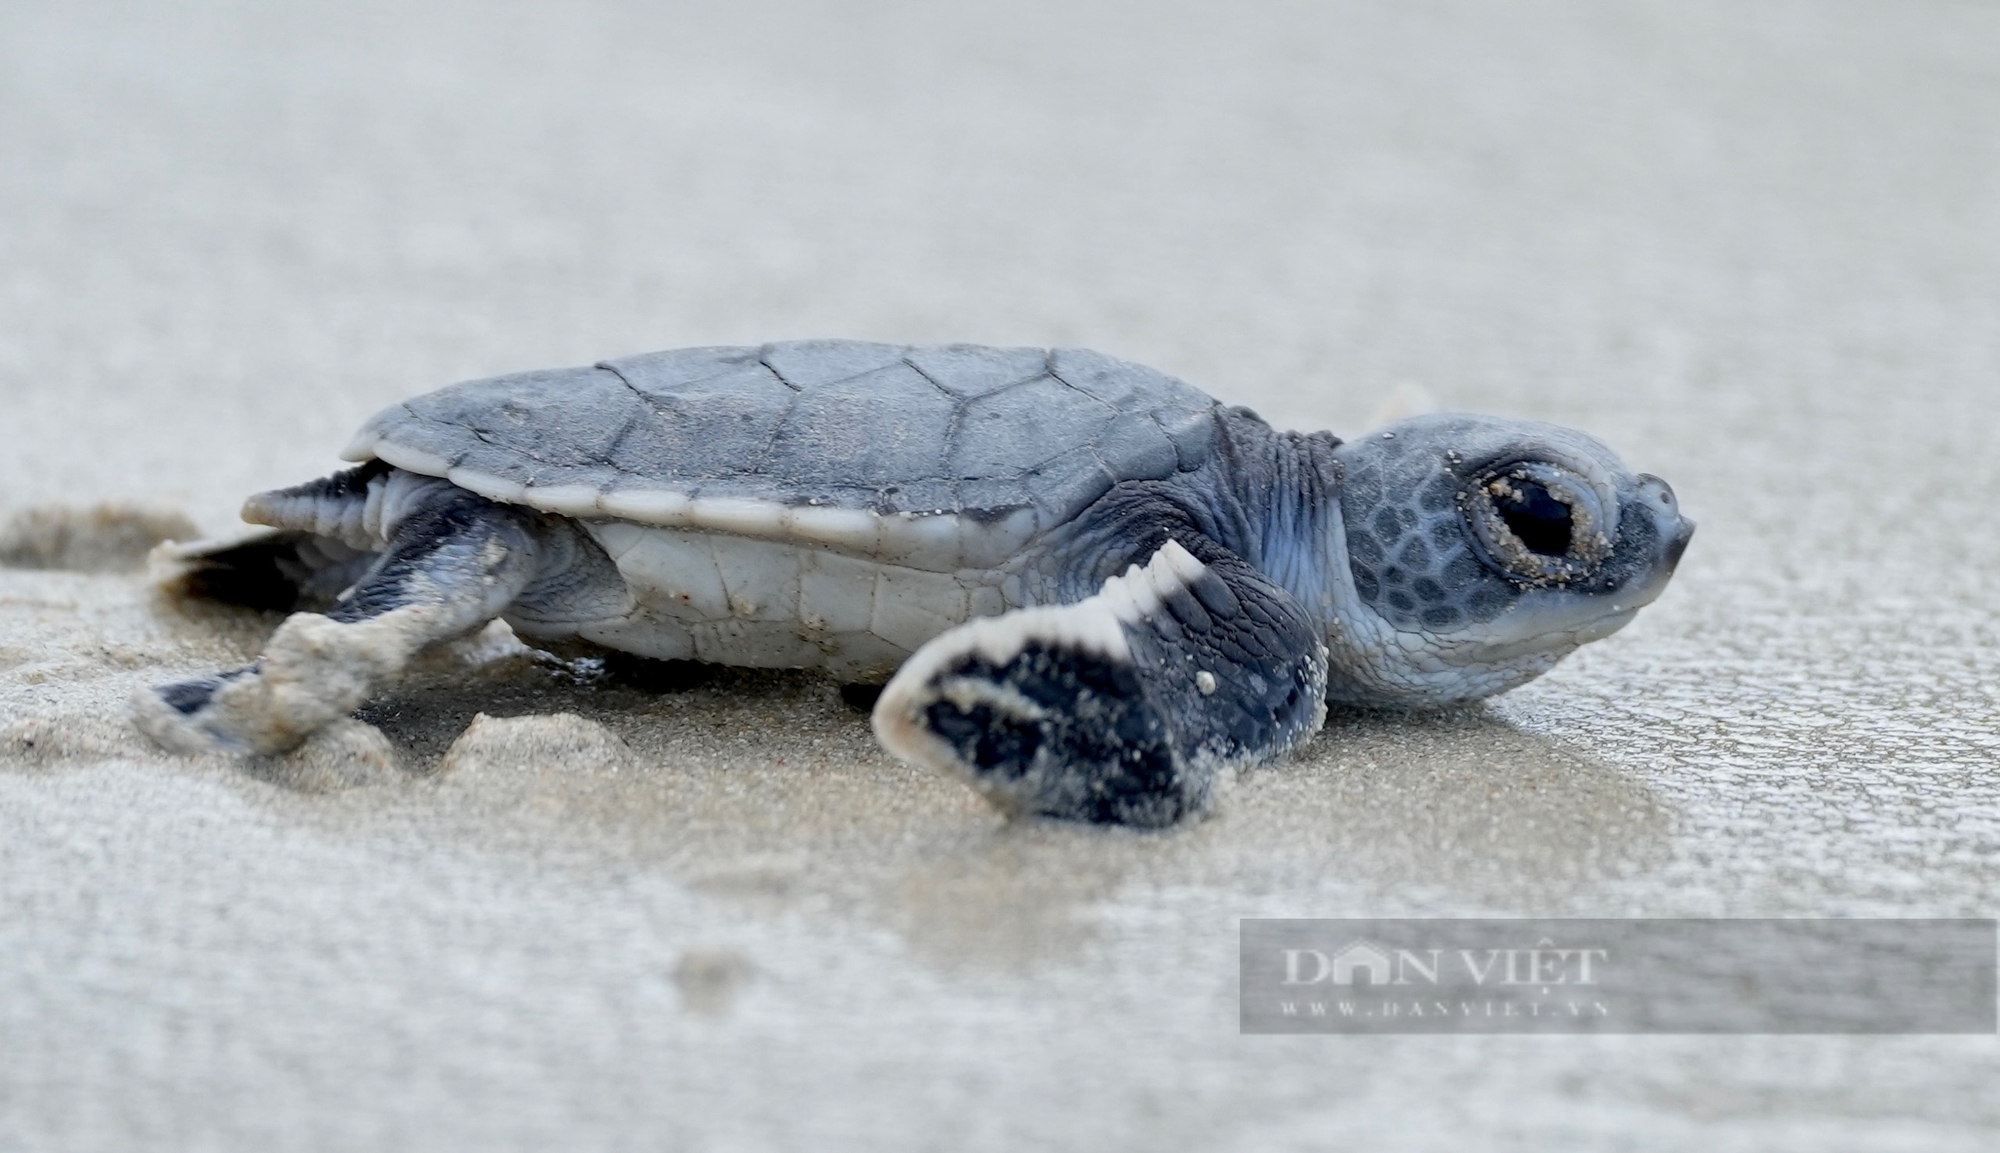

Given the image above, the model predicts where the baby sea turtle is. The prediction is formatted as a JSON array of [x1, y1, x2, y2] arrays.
[[133, 341, 1692, 827]]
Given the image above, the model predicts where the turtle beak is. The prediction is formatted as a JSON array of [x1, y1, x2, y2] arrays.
[[1665, 517, 1695, 572], [1634, 473, 1693, 575], [1579, 475, 1691, 615]]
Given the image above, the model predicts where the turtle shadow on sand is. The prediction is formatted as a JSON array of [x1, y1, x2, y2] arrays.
[[1212, 708, 1677, 903], [8, 579, 1673, 967], [281, 644, 1133, 968], [869, 707, 1677, 962], [243, 636, 1673, 967], [4, 589, 1675, 969], [878, 708, 1679, 967]]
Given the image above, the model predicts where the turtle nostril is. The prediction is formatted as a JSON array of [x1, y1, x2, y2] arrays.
[[1638, 473, 1677, 510]]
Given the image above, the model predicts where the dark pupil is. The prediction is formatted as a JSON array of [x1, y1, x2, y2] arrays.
[[1496, 479, 1573, 557]]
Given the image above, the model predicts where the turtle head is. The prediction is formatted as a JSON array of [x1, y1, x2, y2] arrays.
[[1320, 412, 1693, 706]]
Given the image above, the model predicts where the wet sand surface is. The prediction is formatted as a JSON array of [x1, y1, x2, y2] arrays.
[[3, 1, 1997, 1149]]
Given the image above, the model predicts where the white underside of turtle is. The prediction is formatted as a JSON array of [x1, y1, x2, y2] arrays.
[[567, 520, 1012, 677], [133, 340, 1694, 828]]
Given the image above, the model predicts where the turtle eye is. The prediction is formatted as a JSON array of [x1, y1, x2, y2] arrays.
[[1465, 462, 1610, 584], [1491, 477, 1572, 557]]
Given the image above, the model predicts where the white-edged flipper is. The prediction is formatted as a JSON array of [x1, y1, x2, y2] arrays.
[[873, 538, 1328, 827]]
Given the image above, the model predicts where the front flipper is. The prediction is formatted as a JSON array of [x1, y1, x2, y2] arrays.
[[873, 539, 1328, 827]]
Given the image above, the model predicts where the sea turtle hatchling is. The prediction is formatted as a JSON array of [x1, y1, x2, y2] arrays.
[[133, 341, 1693, 827]]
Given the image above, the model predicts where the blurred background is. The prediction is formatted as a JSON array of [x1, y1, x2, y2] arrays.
[[4, 0, 1990, 526], [2, 1, 1997, 1150]]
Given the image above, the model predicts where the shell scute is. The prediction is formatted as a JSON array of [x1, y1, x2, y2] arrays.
[[902, 344, 1050, 399], [765, 360, 955, 490]]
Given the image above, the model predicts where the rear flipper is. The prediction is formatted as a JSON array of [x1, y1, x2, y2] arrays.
[[149, 461, 468, 612], [873, 539, 1328, 828], [151, 530, 379, 612], [133, 491, 540, 755]]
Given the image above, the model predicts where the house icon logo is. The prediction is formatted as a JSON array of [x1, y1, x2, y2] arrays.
[[1329, 939, 1395, 986]]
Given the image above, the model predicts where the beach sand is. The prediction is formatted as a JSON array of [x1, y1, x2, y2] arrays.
[[3, 1, 1997, 1149]]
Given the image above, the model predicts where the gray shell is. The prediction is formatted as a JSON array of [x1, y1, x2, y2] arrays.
[[342, 341, 1221, 533]]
